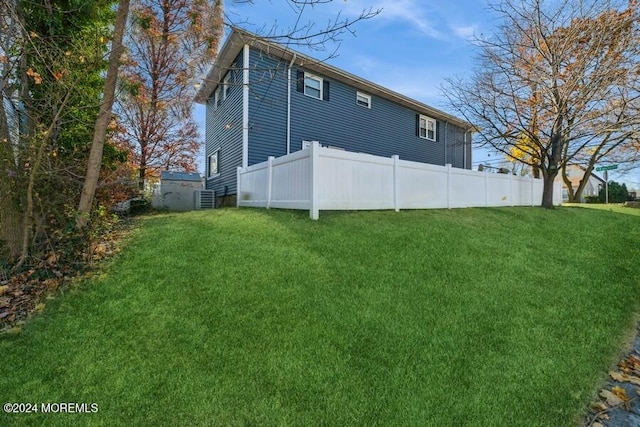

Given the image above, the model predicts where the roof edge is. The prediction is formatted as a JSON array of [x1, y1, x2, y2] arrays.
[[194, 28, 473, 131]]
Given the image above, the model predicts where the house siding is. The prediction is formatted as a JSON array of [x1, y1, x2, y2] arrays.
[[205, 51, 244, 197], [204, 44, 472, 197], [290, 66, 469, 169], [247, 50, 288, 165], [444, 121, 470, 168]]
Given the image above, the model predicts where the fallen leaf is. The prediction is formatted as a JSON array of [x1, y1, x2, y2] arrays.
[[600, 389, 623, 406], [0, 285, 8, 295], [610, 370, 640, 386], [589, 401, 607, 412], [46, 252, 59, 265], [612, 386, 630, 402], [42, 279, 58, 290], [593, 422, 604, 427]]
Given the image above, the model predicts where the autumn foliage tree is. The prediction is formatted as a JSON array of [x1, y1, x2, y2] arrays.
[[444, 0, 640, 207], [114, 0, 222, 190]]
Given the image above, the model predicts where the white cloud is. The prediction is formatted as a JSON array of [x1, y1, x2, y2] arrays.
[[339, 0, 482, 42], [332, 0, 441, 37], [374, 0, 445, 39], [451, 24, 479, 41]]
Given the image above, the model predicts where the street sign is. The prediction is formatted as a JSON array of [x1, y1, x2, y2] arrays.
[[595, 164, 618, 172]]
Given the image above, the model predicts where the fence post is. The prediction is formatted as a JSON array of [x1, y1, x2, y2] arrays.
[[266, 156, 274, 209], [392, 155, 400, 212], [484, 169, 489, 207], [236, 167, 242, 207], [530, 175, 535, 206], [510, 173, 514, 207], [446, 163, 452, 209], [310, 142, 320, 220]]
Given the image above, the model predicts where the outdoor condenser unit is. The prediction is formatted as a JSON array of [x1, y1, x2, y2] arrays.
[[195, 189, 215, 210]]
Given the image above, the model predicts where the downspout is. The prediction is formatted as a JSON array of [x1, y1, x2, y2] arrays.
[[463, 130, 467, 169], [465, 130, 472, 170], [286, 53, 297, 155], [444, 121, 448, 165]]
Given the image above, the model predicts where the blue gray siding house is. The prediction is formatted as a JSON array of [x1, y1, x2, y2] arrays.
[[195, 28, 473, 204]]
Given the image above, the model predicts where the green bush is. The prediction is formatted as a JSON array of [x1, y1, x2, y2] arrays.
[[599, 181, 628, 203]]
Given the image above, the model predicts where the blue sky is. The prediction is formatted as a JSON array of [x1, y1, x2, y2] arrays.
[[194, 0, 640, 190]]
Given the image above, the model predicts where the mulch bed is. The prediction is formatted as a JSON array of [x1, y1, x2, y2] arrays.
[[0, 219, 135, 333], [584, 323, 640, 427]]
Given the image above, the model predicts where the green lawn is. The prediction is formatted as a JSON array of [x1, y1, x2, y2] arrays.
[[1, 207, 639, 426]]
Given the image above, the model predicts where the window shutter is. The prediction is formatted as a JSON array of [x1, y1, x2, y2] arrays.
[[323, 80, 330, 101], [296, 70, 304, 93], [415, 114, 420, 136]]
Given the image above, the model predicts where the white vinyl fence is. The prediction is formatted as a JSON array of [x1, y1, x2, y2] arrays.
[[237, 142, 562, 219]]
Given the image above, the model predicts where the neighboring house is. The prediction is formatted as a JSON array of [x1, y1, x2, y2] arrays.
[[195, 27, 474, 205], [557, 164, 605, 202], [1, 94, 19, 144]]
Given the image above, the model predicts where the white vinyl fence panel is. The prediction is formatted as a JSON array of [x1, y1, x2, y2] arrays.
[[238, 142, 562, 219]]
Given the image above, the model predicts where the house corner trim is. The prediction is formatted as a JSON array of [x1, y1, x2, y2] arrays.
[[242, 44, 250, 169]]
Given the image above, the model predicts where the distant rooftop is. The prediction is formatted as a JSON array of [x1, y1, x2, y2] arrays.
[[160, 171, 202, 182]]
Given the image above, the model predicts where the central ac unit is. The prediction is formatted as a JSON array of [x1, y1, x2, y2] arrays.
[[195, 189, 215, 209]]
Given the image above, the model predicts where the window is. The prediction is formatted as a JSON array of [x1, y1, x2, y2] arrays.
[[223, 73, 230, 100], [213, 87, 221, 110], [304, 73, 323, 99], [418, 114, 437, 141], [356, 92, 371, 108], [297, 71, 329, 101], [208, 151, 219, 177]]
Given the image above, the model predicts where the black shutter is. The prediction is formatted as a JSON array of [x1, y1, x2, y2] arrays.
[[415, 114, 420, 137], [323, 80, 330, 101], [296, 70, 304, 93]]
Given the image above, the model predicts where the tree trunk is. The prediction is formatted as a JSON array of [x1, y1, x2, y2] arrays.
[[138, 164, 145, 191], [76, 0, 130, 230], [0, 154, 21, 261], [0, 102, 22, 259], [541, 171, 557, 208]]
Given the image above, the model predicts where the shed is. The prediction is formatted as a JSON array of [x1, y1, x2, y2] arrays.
[[152, 171, 204, 211]]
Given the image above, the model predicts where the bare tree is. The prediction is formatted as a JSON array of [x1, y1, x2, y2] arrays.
[[225, 0, 380, 48], [443, 0, 640, 207]]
